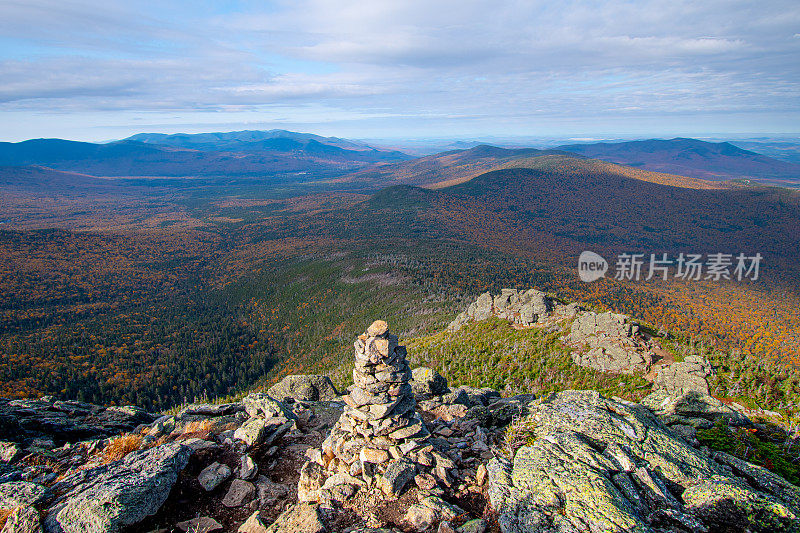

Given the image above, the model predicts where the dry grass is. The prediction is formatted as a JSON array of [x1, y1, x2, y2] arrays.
[[173, 420, 214, 441], [0, 508, 13, 529], [102, 434, 144, 464], [502, 416, 538, 456]]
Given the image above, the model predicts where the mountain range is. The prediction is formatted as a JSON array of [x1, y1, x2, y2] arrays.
[[0, 132, 409, 178], [557, 137, 800, 182]]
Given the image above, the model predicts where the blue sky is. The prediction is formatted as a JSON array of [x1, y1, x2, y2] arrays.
[[0, 0, 799, 142]]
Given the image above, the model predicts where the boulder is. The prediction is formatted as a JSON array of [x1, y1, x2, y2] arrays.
[[222, 479, 256, 507], [267, 375, 340, 403], [234, 417, 293, 448], [448, 289, 563, 331], [566, 311, 654, 374], [653, 355, 713, 395], [404, 504, 437, 531], [241, 393, 295, 420], [486, 390, 799, 533], [0, 481, 48, 508], [198, 461, 231, 491], [411, 367, 449, 397], [45, 442, 191, 533]]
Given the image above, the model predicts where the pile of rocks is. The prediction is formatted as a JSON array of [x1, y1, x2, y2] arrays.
[[448, 289, 580, 332], [565, 310, 656, 374], [300, 321, 440, 502]]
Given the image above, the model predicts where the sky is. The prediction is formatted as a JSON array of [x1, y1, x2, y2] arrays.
[[0, 0, 799, 142]]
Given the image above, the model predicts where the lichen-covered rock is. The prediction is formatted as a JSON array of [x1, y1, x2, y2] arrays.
[[653, 356, 713, 395], [487, 390, 800, 533], [566, 311, 655, 374], [411, 367, 449, 397], [241, 393, 295, 420], [267, 375, 340, 403], [176, 516, 223, 532], [0, 397, 157, 445], [239, 510, 270, 533], [1, 505, 43, 533], [234, 416, 293, 448], [45, 442, 191, 533], [0, 481, 48, 508], [448, 289, 565, 331]]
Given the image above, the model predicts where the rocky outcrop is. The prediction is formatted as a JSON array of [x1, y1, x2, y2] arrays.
[[487, 390, 798, 533], [44, 442, 192, 533], [566, 311, 656, 374], [448, 289, 580, 332], [268, 375, 340, 403], [0, 397, 157, 446], [653, 355, 713, 395]]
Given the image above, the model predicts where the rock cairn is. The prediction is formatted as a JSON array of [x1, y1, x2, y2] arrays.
[[301, 320, 432, 500]]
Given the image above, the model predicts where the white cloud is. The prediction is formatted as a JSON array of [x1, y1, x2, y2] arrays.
[[0, 0, 798, 139]]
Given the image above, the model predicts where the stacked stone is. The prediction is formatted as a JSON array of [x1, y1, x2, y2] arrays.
[[319, 320, 430, 484]]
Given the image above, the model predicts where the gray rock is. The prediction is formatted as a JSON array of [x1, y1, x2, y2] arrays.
[[1, 505, 42, 533], [411, 367, 449, 397], [234, 417, 293, 448], [45, 442, 191, 533], [0, 481, 48, 508], [198, 461, 231, 491], [267, 375, 340, 402], [255, 475, 289, 506], [487, 390, 799, 533], [654, 355, 713, 395], [566, 311, 654, 374], [241, 393, 295, 420], [239, 454, 258, 480], [222, 479, 256, 507], [378, 459, 416, 497]]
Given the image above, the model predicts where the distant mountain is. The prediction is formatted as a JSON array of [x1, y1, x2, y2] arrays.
[[728, 140, 800, 165], [343, 144, 561, 188], [359, 160, 800, 272], [557, 138, 800, 182], [123, 129, 391, 154], [0, 135, 410, 177], [343, 144, 733, 190]]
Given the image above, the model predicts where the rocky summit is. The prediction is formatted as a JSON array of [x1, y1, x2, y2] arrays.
[[0, 314, 798, 532]]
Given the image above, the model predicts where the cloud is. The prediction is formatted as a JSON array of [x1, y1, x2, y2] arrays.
[[0, 0, 798, 139]]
